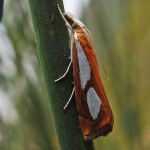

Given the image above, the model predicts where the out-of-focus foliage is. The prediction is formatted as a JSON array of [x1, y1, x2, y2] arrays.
[[0, 0, 58, 150], [82, 0, 150, 150], [1, 0, 150, 150]]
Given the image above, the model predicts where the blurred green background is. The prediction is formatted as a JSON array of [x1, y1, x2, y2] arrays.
[[1, 0, 150, 150]]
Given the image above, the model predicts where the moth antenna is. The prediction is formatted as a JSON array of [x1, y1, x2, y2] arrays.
[[57, 4, 72, 31], [82, 26, 108, 80]]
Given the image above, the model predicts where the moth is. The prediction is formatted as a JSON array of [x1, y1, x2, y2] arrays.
[[56, 5, 114, 141]]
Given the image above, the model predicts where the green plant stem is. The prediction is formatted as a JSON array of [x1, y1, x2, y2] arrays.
[[0, 0, 4, 21], [28, 0, 95, 149]]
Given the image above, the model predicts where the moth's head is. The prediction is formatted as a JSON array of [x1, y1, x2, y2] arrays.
[[63, 12, 85, 30]]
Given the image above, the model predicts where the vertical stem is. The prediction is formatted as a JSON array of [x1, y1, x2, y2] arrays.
[[0, 0, 4, 21], [28, 0, 95, 149]]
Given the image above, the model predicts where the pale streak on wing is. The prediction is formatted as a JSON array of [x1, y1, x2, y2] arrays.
[[87, 87, 102, 120], [74, 32, 91, 89]]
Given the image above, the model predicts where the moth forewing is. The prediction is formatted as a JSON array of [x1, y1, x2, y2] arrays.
[[57, 4, 114, 141], [72, 29, 113, 140]]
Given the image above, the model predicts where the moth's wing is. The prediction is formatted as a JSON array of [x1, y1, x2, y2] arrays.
[[72, 30, 114, 141]]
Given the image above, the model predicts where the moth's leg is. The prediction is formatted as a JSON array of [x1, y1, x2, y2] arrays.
[[55, 60, 72, 82], [55, 33, 74, 82], [63, 87, 75, 109]]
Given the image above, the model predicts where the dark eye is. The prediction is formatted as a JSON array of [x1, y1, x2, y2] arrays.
[[72, 22, 78, 29]]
